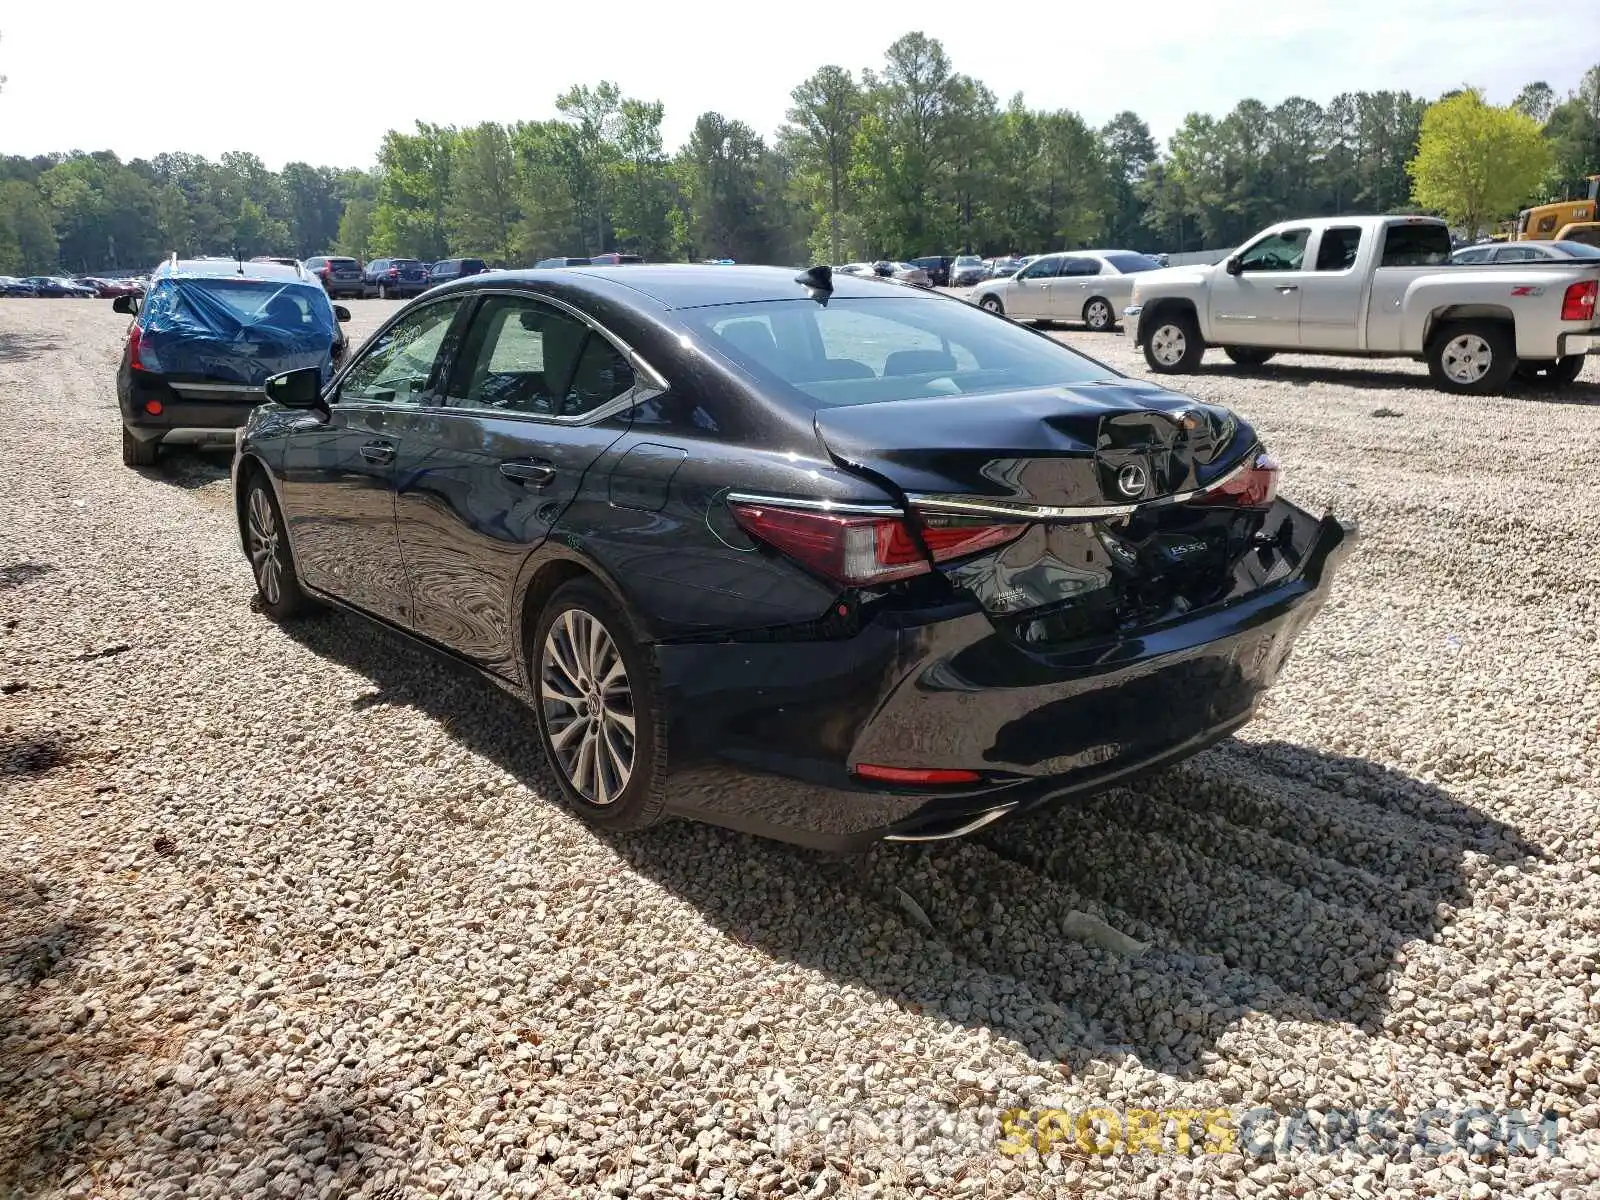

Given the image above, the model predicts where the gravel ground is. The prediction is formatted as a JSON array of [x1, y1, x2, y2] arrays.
[[3, 297, 1600, 1199]]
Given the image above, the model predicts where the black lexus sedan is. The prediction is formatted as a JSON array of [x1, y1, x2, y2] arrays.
[[231, 263, 1353, 850]]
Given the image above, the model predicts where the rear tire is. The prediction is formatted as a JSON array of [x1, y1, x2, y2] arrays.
[[1142, 311, 1205, 374], [1224, 347, 1277, 368], [979, 294, 1005, 315], [1427, 320, 1517, 395], [378, 283, 390, 300], [531, 579, 668, 834], [1514, 355, 1585, 388], [1083, 296, 1115, 332], [121, 426, 158, 467], [242, 471, 312, 620]]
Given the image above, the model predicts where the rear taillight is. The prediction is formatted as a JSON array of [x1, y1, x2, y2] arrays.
[[1560, 279, 1597, 322], [728, 503, 1024, 587], [852, 764, 981, 786], [321, 263, 332, 278], [128, 324, 147, 371], [1193, 452, 1280, 508], [388, 266, 399, 278]]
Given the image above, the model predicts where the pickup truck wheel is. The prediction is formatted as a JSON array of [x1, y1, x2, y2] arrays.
[[1224, 347, 1276, 368], [1514, 356, 1585, 388], [1143, 313, 1204, 374], [1428, 321, 1516, 394], [1083, 297, 1114, 331], [979, 294, 1005, 315]]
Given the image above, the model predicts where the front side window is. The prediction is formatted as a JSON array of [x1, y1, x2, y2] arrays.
[[1313, 227, 1362, 271], [1237, 229, 1308, 272], [1017, 256, 1062, 280], [338, 299, 462, 405], [447, 294, 636, 418], [683, 295, 1115, 409]]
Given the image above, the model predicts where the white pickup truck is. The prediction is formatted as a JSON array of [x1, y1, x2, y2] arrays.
[[1124, 215, 1600, 392]]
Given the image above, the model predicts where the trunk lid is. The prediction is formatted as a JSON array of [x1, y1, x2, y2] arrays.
[[812, 380, 1254, 514]]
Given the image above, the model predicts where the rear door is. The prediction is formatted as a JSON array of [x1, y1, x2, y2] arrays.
[[1052, 256, 1102, 320], [276, 296, 467, 625], [389, 291, 644, 678], [1207, 227, 1308, 346]]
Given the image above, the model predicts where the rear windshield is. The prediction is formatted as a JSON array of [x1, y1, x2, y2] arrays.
[[680, 296, 1116, 409], [328, 257, 358, 267], [162, 278, 330, 325], [1550, 240, 1600, 258], [1379, 223, 1452, 267], [1101, 252, 1163, 273]]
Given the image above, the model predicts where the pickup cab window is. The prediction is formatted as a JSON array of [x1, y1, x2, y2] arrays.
[[1313, 227, 1362, 271], [1379, 223, 1452, 267], [1237, 229, 1308, 272]]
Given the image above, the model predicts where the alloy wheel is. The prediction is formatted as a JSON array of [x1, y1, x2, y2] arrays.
[[1150, 323, 1187, 366], [1440, 334, 1493, 385], [1087, 300, 1111, 329], [541, 609, 635, 806], [247, 486, 282, 606]]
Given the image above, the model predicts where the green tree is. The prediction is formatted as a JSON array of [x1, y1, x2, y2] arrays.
[[555, 82, 622, 251], [1101, 111, 1158, 249], [1408, 88, 1554, 237], [449, 123, 518, 260], [334, 198, 374, 259], [782, 66, 863, 263], [0, 180, 56, 273], [1514, 81, 1556, 125], [675, 112, 770, 262], [372, 122, 457, 259]]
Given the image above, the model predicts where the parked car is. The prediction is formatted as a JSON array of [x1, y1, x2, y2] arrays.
[[868, 261, 930, 287], [363, 258, 431, 299], [427, 257, 490, 286], [986, 257, 1024, 279], [114, 257, 350, 467], [22, 276, 96, 298], [588, 251, 644, 265], [908, 256, 955, 287], [230, 263, 1352, 849], [0, 276, 37, 297], [1126, 215, 1600, 390], [304, 255, 366, 299], [969, 250, 1164, 331], [1450, 240, 1600, 264], [950, 256, 986, 287], [535, 257, 593, 268], [251, 256, 302, 269]]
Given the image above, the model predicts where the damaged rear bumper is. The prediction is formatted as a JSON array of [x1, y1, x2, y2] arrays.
[[654, 502, 1354, 851]]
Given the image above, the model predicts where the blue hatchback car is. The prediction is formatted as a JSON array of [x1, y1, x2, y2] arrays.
[[114, 257, 350, 466]]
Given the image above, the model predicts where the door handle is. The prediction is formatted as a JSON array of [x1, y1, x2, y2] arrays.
[[500, 459, 555, 485], [1276, 285, 1299, 293], [360, 440, 395, 465]]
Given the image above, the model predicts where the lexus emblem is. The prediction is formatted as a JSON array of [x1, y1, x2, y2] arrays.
[[1116, 463, 1148, 497]]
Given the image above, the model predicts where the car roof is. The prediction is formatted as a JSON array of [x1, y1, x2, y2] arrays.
[[156, 258, 313, 283], [460, 263, 935, 309]]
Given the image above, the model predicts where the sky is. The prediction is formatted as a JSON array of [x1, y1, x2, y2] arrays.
[[3, 0, 1594, 170]]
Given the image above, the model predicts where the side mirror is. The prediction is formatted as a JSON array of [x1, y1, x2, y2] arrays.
[[332, 304, 351, 322], [1224, 256, 1243, 276], [112, 294, 139, 315], [265, 366, 324, 410]]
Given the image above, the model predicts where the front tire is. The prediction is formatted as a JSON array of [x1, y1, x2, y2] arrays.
[[532, 580, 667, 833], [979, 294, 1005, 315], [1514, 355, 1585, 388], [1427, 320, 1516, 394], [1224, 347, 1277, 367], [243, 473, 311, 620], [121, 426, 158, 467], [1142, 311, 1205, 374], [1082, 296, 1115, 332]]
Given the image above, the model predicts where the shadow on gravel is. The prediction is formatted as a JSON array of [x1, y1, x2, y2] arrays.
[[0, 332, 60, 363], [134, 447, 233, 491], [0, 732, 71, 776], [280, 609, 1542, 1082], [0, 562, 55, 592], [0, 866, 425, 1195]]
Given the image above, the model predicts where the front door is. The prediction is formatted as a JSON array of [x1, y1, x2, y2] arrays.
[[276, 296, 466, 625], [1207, 227, 1309, 347], [391, 292, 643, 678], [1006, 255, 1063, 320]]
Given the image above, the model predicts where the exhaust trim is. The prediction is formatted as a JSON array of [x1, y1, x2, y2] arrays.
[[882, 802, 1019, 843]]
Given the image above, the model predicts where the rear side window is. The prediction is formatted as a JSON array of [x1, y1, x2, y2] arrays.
[[1314, 227, 1362, 271], [1058, 257, 1100, 277], [1379, 224, 1452, 267], [1452, 247, 1493, 264], [1100, 252, 1162, 273], [682, 295, 1113, 409], [447, 295, 635, 418]]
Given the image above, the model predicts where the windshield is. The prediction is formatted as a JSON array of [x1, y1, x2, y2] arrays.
[[1101, 252, 1164, 274], [954, 257, 982, 267], [681, 295, 1117, 409], [1550, 240, 1600, 258]]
